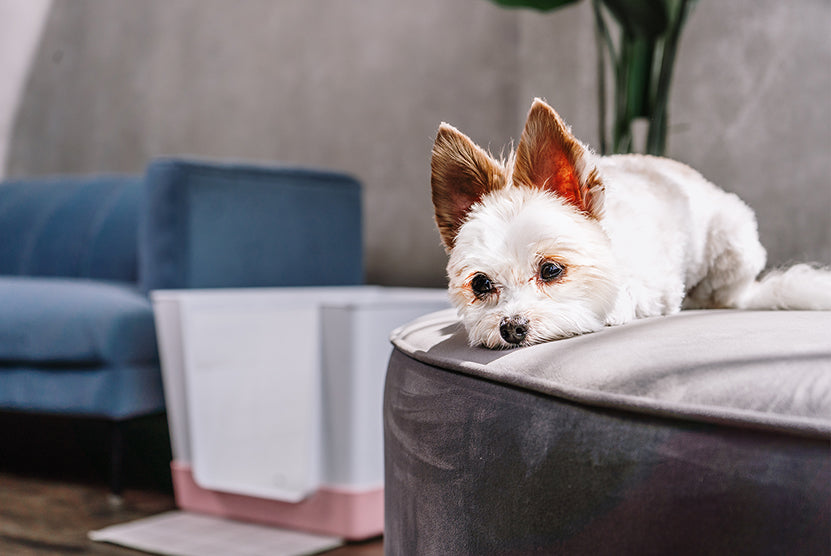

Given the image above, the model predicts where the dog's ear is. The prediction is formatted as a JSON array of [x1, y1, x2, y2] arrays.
[[514, 98, 604, 219], [431, 123, 507, 250]]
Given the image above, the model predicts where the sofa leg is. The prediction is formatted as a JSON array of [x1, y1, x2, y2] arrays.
[[109, 420, 125, 502]]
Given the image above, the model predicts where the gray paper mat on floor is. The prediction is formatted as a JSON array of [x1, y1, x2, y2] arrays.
[[89, 510, 342, 556]]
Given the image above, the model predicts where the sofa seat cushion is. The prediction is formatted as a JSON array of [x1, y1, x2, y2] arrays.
[[391, 309, 831, 436], [0, 277, 157, 366]]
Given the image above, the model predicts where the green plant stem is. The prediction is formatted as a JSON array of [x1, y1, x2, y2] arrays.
[[591, 0, 609, 154], [646, 0, 694, 154], [613, 33, 635, 153], [555, 0, 696, 155]]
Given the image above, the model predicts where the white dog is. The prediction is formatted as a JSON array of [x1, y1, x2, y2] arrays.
[[431, 98, 831, 348]]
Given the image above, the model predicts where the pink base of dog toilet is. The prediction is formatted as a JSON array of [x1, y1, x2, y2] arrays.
[[171, 461, 384, 540]]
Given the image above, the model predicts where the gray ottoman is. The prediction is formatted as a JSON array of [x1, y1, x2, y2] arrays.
[[383, 309, 831, 555]]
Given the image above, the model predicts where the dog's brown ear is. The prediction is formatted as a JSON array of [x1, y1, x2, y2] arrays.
[[514, 98, 604, 219], [431, 123, 507, 250]]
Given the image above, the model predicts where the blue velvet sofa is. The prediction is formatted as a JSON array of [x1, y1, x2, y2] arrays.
[[0, 158, 363, 493]]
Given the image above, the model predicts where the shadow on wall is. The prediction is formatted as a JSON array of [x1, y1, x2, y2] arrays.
[[0, 0, 52, 180]]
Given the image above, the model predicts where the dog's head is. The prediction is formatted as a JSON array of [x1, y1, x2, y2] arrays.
[[431, 99, 619, 348]]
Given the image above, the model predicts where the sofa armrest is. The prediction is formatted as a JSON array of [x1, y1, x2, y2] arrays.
[[138, 158, 363, 292]]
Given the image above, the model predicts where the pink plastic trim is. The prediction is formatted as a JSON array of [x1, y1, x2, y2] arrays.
[[170, 461, 384, 540]]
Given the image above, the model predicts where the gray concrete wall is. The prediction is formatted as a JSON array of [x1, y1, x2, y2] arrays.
[[671, 0, 831, 267], [6, 0, 521, 287], [4, 0, 829, 285]]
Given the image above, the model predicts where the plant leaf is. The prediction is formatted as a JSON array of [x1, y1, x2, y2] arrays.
[[625, 36, 655, 119], [600, 0, 669, 37], [488, 0, 582, 12]]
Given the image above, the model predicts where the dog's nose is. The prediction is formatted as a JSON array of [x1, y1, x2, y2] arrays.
[[500, 316, 529, 345]]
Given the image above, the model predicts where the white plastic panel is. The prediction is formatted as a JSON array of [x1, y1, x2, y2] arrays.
[[181, 300, 322, 503], [152, 287, 450, 502]]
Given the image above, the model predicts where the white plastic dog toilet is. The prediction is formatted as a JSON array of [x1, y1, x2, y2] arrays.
[[151, 286, 449, 539]]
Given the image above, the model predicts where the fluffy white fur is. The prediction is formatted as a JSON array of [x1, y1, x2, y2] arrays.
[[432, 98, 831, 349]]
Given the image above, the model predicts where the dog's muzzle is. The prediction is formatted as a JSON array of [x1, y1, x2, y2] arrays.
[[499, 316, 529, 345]]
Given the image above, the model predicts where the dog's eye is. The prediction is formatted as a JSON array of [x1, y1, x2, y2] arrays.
[[540, 261, 564, 282], [470, 273, 495, 297]]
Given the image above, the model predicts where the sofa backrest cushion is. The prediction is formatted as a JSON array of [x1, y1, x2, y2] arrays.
[[139, 159, 363, 292], [0, 175, 140, 282]]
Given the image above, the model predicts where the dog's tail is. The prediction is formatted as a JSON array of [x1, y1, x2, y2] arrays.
[[735, 264, 831, 310]]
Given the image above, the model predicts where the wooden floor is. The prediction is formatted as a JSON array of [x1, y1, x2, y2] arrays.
[[1, 471, 175, 555], [0, 413, 383, 556]]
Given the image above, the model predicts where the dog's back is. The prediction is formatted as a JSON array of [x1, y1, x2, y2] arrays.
[[598, 153, 831, 312]]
